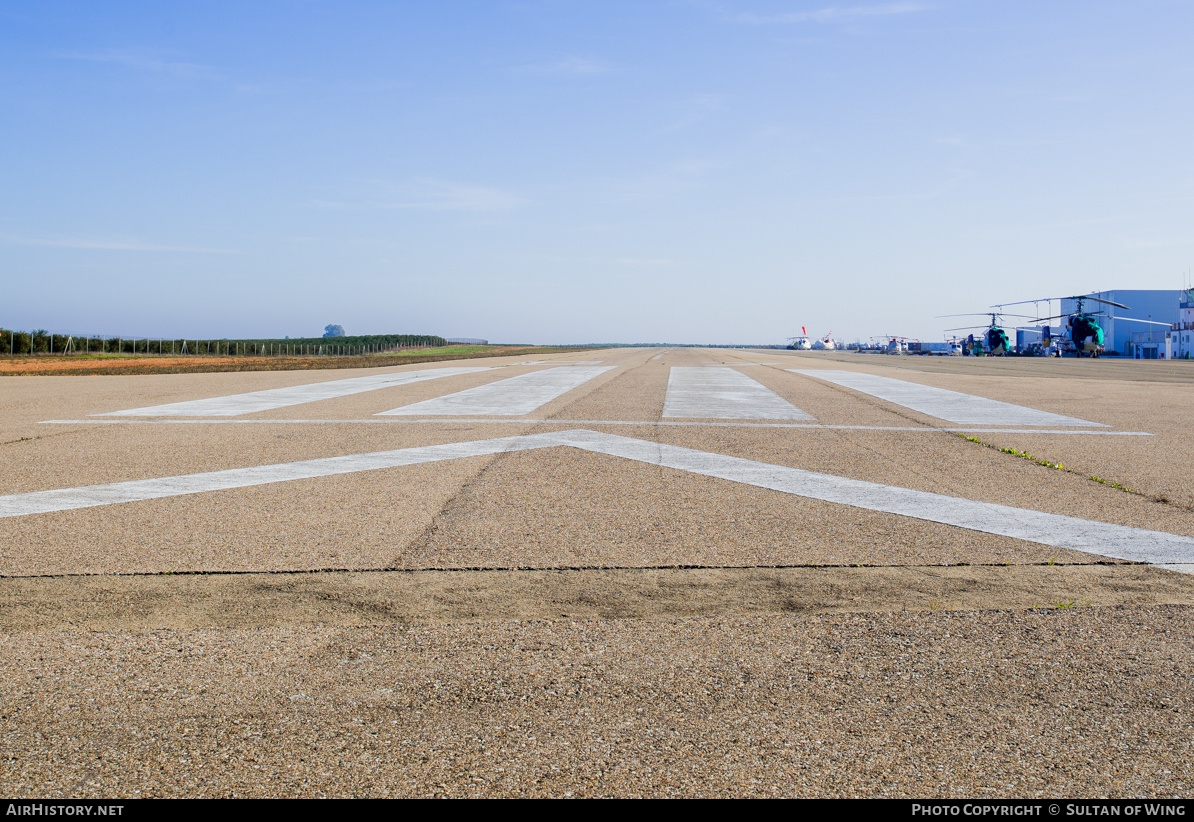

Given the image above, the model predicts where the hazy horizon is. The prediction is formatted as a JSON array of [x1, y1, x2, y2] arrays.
[[4, 1, 1192, 345]]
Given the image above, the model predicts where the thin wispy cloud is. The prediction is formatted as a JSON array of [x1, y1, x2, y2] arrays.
[[616, 258, 682, 266], [734, 3, 934, 24], [381, 180, 525, 212], [54, 50, 221, 79], [0, 233, 235, 253], [517, 56, 618, 76]]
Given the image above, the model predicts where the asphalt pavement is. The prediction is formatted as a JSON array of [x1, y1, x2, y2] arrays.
[[2, 347, 1192, 797]]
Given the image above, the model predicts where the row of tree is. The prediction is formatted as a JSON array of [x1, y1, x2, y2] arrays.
[[0, 329, 447, 356]]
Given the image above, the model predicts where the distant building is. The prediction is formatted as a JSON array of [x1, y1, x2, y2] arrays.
[[446, 337, 488, 345], [1173, 288, 1194, 359], [1129, 329, 1170, 359], [1060, 290, 1181, 355], [1016, 327, 1045, 349]]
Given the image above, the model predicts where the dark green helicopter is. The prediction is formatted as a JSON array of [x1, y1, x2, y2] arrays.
[[998, 294, 1130, 358], [1063, 305, 1108, 357], [938, 311, 1034, 356]]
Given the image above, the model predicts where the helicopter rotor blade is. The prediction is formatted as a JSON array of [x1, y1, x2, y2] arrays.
[[983, 308, 1038, 319], [938, 312, 1036, 319], [996, 294, 1131, 310], [1079, 296, 1130, 310], [1108, 316, 1172, 326]]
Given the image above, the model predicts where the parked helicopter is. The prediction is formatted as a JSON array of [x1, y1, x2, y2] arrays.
[[787, 327, 812, 350], [938, 311, 1034, 356], [811, 331, 837, 351], [997, 293, 1170, 358], [872, 335, 914, 354]]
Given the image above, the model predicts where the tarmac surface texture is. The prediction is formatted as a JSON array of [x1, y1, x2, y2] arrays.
[[2, 347, 1193, 797]]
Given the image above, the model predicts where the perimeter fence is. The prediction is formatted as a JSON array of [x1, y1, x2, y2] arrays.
[[0, 329, 448, 357]]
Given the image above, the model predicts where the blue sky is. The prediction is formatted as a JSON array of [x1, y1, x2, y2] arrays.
[[2, 1, 1192, 344]]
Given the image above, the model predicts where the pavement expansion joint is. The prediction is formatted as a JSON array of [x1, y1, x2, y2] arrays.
[[955, 431, 1189, 510], [0, 560, 1146, 581]]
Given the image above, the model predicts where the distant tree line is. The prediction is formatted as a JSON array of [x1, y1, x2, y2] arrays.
[[233, 333, 447, 350], [0, 328, 446, 356]]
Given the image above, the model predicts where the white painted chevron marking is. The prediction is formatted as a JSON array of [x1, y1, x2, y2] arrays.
[[2, 430, 1190, 567], [791, 370, 1104, 427], [378, 366, 613, 416], [0, 435, 554, 518], [97, 368, 492, 417], [664, 367, 813, 420]]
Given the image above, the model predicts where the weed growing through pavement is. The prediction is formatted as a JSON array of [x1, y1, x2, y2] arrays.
[[955, 433, 1142, 495], [997, 446, 1063, 470], [2, 436, 38, 445]]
